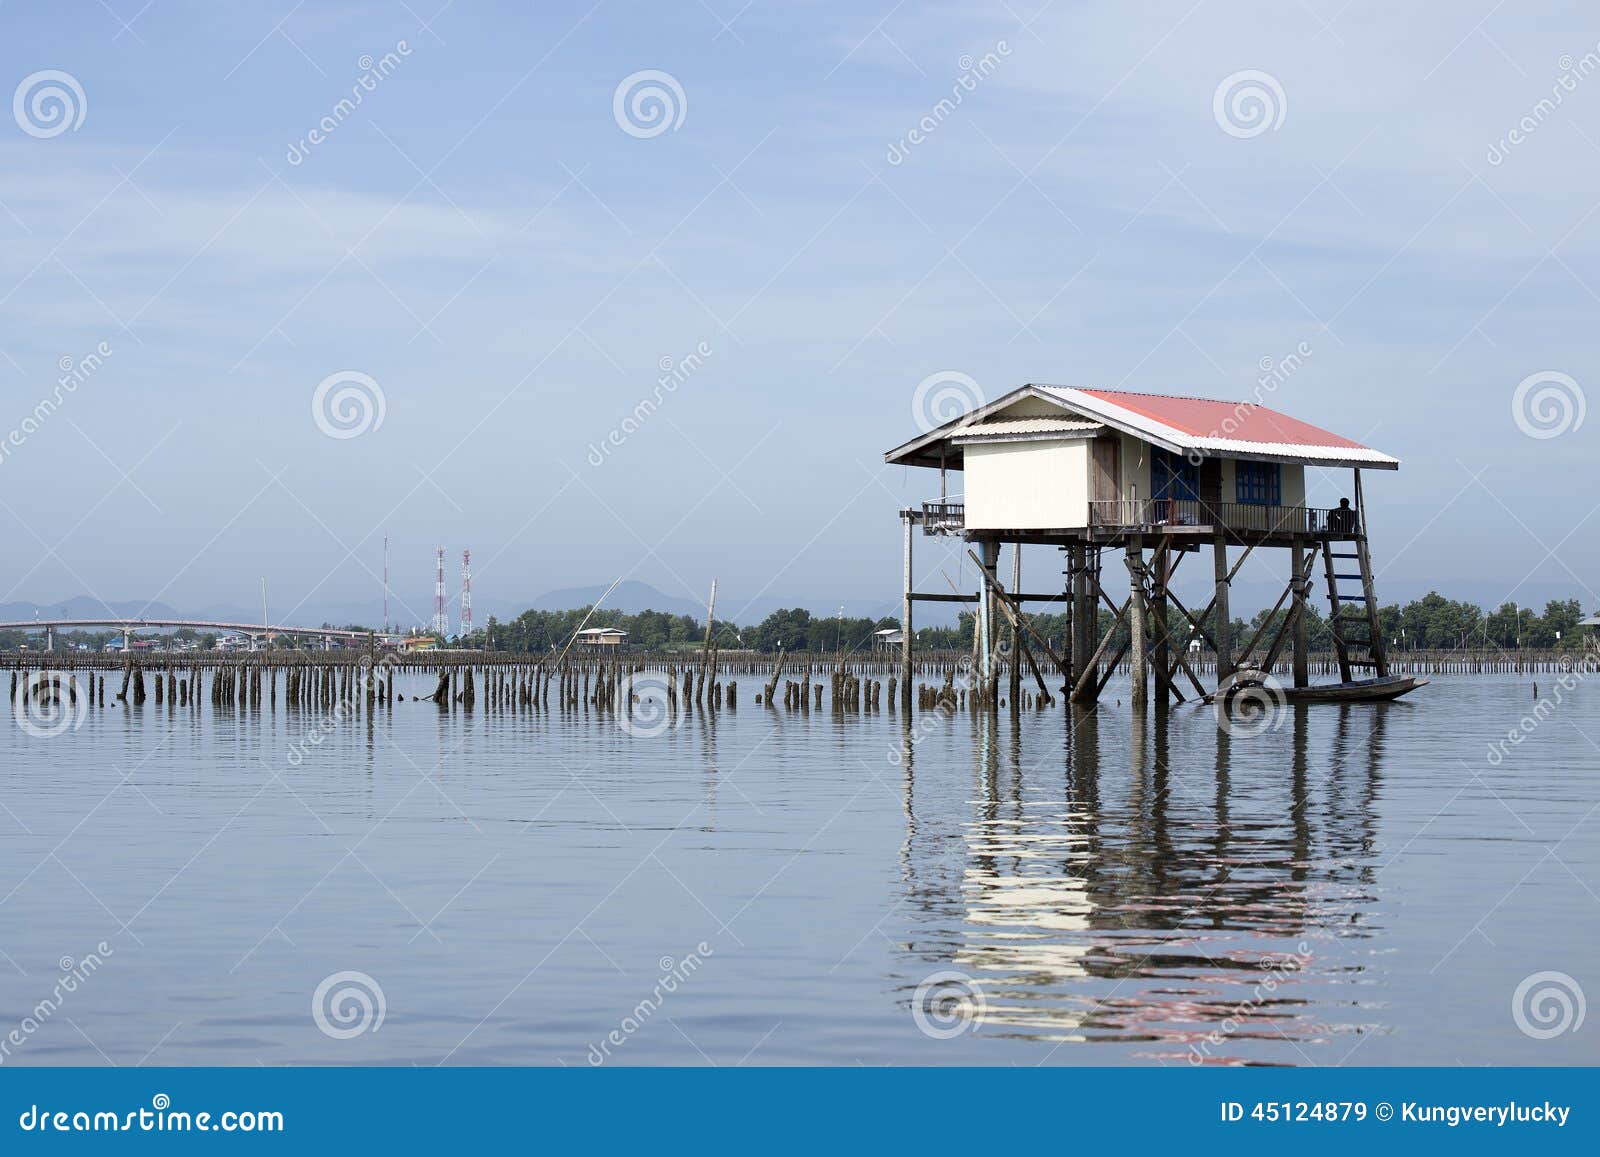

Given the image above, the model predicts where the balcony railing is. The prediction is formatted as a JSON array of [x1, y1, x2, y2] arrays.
[[921, 501, 965, 535], [914, 498, 1358, 537], [1088, 498, 1358, 537]]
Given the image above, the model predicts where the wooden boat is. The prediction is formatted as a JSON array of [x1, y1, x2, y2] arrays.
[[1281, 674, 1428, 703], [1206, 672, 1428, 705], [1280, 675, 1433, 700]]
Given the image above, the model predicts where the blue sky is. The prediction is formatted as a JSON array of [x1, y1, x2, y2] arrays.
[[1, 0, 1598, 626]]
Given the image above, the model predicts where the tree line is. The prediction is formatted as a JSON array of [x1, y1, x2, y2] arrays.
[[5, 593, 1587, 656], [461, 592, 1592, 655]]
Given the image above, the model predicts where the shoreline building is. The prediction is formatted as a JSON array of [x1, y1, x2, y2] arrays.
[[885, 385, 1401, 708], [574, 626, 628, 650]]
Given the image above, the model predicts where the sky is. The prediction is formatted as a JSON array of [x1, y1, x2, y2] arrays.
[[1, 0, 1598, 628]]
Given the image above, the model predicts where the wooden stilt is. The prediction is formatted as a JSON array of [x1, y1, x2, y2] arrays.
[[979, 540, 1001, 708], [1291, 538, 1309, 688], [1138, 542, 1188, 704], [1073, 545, 1098, 693], [901, 511, 914, 711], [1151, 543, 1169, 707], [968, 549, 1063, 704], [1071, 574, 1122, 702], [1008, 545, 1022, 708], [1213, 534, 1233, 686], [1127, 537, 1147, 711], [1067, 545, 1082, 678]]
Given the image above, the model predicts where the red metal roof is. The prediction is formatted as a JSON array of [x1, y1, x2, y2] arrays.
[[1075, 388, 1367, 450]]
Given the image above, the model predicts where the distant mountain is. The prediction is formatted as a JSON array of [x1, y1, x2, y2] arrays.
[[526, 580, 708, 619], [0, 596, 182, 623]]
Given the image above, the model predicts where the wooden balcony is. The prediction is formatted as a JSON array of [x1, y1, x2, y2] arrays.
[[920, 501, 965, 535], [1088, 498, 1359, 538], [914, 497, 1358, 542]]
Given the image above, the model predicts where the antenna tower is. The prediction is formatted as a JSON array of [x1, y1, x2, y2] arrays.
[[433, 547, 448, 636]]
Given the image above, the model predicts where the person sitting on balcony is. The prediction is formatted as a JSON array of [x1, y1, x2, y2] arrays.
[[1328, 497, 1357, 534]]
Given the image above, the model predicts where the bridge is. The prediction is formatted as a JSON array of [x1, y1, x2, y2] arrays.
[[0, 618, 380, 651]]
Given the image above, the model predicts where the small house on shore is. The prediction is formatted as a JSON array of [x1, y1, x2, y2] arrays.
[[873, 627, 905, 650], [574, 626, 628, 650]]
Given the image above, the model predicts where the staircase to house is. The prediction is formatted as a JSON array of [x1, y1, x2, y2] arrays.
[[1321, 533, 1389, 682]]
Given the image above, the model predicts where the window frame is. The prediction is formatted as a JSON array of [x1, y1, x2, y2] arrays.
[[1234, 460, 1282, 506], [1151, 448, 1200, 503]]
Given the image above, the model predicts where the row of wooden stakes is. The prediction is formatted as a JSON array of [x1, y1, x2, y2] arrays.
[[9, 656, 1063, 720]]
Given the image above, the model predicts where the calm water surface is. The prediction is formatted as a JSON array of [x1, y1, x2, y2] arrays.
[[1, 673, 1596, 1066]]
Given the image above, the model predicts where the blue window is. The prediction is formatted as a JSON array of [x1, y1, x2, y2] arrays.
[[1151, 449, 1199, 502], [1235, 461, 1281, 505]]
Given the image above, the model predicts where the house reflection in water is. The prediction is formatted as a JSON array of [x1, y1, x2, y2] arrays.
[[896, 704, 1390, 1063]]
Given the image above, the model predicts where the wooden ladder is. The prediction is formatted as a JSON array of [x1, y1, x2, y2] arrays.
[[1320, 471, 1390, 682], [1322, 543, 1368, 682]]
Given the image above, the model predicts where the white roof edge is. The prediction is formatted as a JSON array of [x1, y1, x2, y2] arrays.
[[883, 384, 1071, 463], [949, 416, 1104, 444], [1034, 385, 1400, 469], [887, 383, 1400, 469]]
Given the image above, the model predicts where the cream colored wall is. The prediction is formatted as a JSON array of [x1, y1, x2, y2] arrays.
[[1281, 463, 1305, 506], [961, 426, 1311, 528], [964, 438, 1090, 529], [993, 396, 1068, 418], [1120, 433, 1151, 501]]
